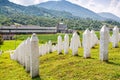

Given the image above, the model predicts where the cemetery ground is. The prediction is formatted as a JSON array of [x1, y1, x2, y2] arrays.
[[1, 33, 120, 80]]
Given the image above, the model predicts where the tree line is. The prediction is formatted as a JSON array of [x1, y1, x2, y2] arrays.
[[0, 14, 120, 30]]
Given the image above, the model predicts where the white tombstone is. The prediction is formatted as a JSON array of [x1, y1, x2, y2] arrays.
[[90, 30, 95, 48], [112, 26, 119, 48], [19, 42, 23, 65], [45, 43, 49, 54], [44, 43, 47, 54], [64, 34, 69, 54], [14, 45, 20, 61], [30, 33, 39, 78], [119, 34, 120, 42], [44, 43, 48, 54], [40, 45, 43, 55], [52, 44, 57, 52], [42, 45, 46, 55], [48, 40, 52, 53], [25, 37, 31, 72], [42, 44, 46, 55], [13, 48, 17, 60], [76, 33, 81, 48], [10, 50, 15, 60], [94, 34, 99, 45], [17, 45, 21, 63], [40, 45, 44, 56], [19, 43, 23, 65], [21, 41, 26, 67], [100, 25, 109, 61], [70, 32, 79, 56], [39, 46, 42, 56], [57, 35, 62, 54], [90, 30, 99, 48], [83, 29, 91, 58]]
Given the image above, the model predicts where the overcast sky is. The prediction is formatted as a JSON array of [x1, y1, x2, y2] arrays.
[[9, 0, 120, 17]]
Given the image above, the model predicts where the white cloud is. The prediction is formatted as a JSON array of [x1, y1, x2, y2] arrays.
[[9, 0, 120, 17], [9, 0, 51, 6], [67, 0, 106, 13], [66, 0, 89, 6], [69, 0, 120, 17], [107, 0, 120, 17]]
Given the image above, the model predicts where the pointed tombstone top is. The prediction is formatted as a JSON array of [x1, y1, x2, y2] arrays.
[[84, 28, 90, 34], [64, 34, 69, 39], [30, 33, 38, 42], [58, 35, 62, 39], [26, 37, 30, 43], [100, 25, 108, 32], [27, 37, 30, 41], [48, 40, 51, 44], [58, 35, 62, 42], [91, 30, 95, 34], [27, 37, 30, 40], [73, 32, 78, 37], [113, 26, 118, 31]]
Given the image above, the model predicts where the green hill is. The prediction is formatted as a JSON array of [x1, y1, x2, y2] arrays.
[[0, 0, 73, 18], [36, 0, 104, 20]]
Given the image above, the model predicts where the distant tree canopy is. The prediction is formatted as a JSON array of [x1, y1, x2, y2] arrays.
[[103, 20, 120, 27], [0, 14, 120, 30]]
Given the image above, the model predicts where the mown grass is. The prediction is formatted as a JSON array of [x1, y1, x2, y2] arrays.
[[0, 52, 31, 80], [14, 31, 112, 43], [0, 39, 120, 80], [15, 33, 73, 44], [0, 32, 118, 80], [0, 40, 22, 51], [39, 43, 120, 80]]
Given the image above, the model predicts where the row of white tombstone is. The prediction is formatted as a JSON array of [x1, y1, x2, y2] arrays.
[[10, 33, 39, 78], [39, 25, 120, 60], [110, 26, 120, 48], [38, 34, 69, 56], [39, 41, 52, 56], [100, 25, 120, 61], [10, 25, 120, 78], [37, 25, 120, 59]]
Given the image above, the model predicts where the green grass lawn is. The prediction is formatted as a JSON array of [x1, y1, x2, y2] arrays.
[[0, 39, 120, 80], [14, 31, 112, 43], [15, 33, 73, 44], [0, 32, 119, 80], [0, 31, 109, 51], [0, 40, 22, 51]]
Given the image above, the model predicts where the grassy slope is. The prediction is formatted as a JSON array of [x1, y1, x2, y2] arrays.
[[0, 41, 120, 80], [40, 44, 120, 80], [0, 32, 120, 80], [0, 40, 22, 51]]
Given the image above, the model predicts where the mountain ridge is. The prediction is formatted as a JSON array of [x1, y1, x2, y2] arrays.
[[0, 0, 120, 23], [36, 0, 104, 20], [98, 12, 120, 22], [0, 0, 74, 18]]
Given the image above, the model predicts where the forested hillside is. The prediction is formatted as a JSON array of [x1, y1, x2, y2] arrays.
[[0, 0, 120, 30]]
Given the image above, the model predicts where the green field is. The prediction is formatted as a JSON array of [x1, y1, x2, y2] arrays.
[[0, 33, 120, 80], [15, 34, 73, 44]]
